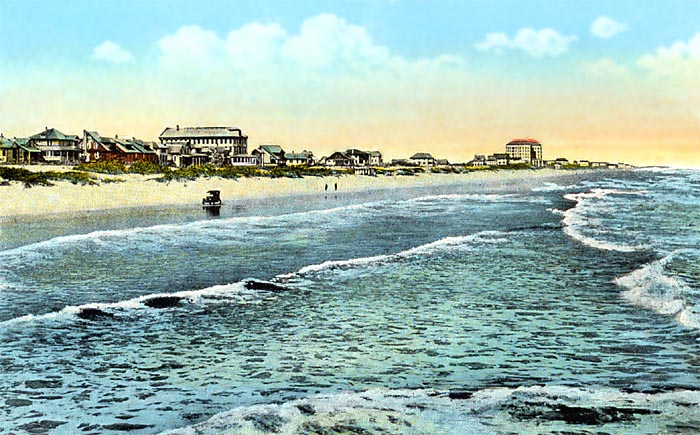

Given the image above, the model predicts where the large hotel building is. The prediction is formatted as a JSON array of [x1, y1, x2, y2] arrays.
[[505, 138, 543, 167]]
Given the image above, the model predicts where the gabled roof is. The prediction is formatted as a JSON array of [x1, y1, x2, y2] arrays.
[[284, 152, 312, 160], [410, 152, 435, 160], [31, 128, 79, 142], [257, 144, 284, 155], [345, 148, 370, 157], [368, 151, 382, 157], [160, 126, 247, 139], [0, 137, 16, 149], [328, 151, 351, 159]]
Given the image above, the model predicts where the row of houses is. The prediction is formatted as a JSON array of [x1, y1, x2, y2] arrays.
[[0, 125, 388, 169], [468, 138, 544, 167]]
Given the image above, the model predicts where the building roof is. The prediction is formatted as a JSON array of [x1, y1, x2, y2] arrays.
[[159, 126, 247, 139], [328, 151, 351, 159], [257, 145, 284, 155], [0, 137, 15, 149], [368, 151, 382, 157], [346, 148, 370, 157], [86, 131, 156, 155], [493, 153, 510, 159], [410, 152, 435, 160], [30, 128, 79, 142], [507, 138, 541, 146], [284, 152, 312, 160]]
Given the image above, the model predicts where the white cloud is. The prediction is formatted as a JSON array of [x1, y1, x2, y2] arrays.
[[157, 14, 459, 75], [91, 41, 134, 64], [583, 57, 629, 77], [475, 28, 577, 58], [638, 32, 700, 78], [590, 16, 628, 39], [282, 14, 394, 69], [158, 25, 222, 67]]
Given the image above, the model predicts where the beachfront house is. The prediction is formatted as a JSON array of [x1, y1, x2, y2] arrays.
[[505, 138, 543, 167], [28, 127, 82, 164], [159, 125, 250, 167], [321, 151, 354, 167], [82, 131, 158, 163], [284, 150, 315, 166], [252, 145, 286, 166], [486, 153, 510, 166], [409, 152, 436, 167], [468, 155, 487, 167], [369, 151, 383, 166], [0, 136, 18, 164]]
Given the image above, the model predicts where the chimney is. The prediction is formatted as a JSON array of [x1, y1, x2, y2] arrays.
[[176, 124, 180, 131]]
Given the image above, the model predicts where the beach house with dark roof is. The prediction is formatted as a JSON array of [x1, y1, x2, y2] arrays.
[[252, 145, 286, 166], [284, 150, 315, 166], [82, 131, 158, 163], [505, 138, 543, 167], [159, 125, 252, 167], [321, 151, 354, 167], [0, 135, 18, 164], [28, 127, 81, 164], [409, 152, 436, 167]]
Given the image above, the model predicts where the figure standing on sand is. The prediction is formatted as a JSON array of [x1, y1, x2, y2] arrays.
[[325, 184, 328, 192], [334, 182, 337, 191]]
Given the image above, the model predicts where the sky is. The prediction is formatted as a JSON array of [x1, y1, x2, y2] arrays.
[[0, 0, 699, 166]]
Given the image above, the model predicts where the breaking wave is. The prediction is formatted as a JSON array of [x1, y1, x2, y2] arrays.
[[278, 230, 508, 280], [0, 280, 264, 328], [161, 385, 700, 435], [553, 188, 648, 253], [614, 253, 700, 330]]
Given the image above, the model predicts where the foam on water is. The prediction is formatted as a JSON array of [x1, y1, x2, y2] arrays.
[[531, 181, 579, 192], [1, 230, 507, 327], [278, 230, 508, 279], [0, 280, 258, 328], [554, 188, 648, 252], [161, 385, 700, 435], [408, 192, 547, 203], [614, 253, 700, 329]]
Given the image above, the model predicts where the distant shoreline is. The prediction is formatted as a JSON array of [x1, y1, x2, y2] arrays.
[[0, 167, 601, 219]]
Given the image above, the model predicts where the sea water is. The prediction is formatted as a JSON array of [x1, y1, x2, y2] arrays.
[[1, 169, 699, 434]]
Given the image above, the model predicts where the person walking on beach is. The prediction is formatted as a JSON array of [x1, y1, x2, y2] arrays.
[[325, 184, 328, 192], [334, 182, 337, 191]]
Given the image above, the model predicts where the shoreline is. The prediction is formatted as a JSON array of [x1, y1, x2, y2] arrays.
[[0, 168, 595, 219]]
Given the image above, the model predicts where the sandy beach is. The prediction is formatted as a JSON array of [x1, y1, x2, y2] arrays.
[[0, 168, 584, 218]]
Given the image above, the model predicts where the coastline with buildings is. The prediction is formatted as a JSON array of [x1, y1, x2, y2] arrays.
[[0, 124, 634, 171], [0, 123, 635, 218]]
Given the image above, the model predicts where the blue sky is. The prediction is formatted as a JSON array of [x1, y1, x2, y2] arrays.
[[2, 0, 698, 64], [1, 0, 699, 165]]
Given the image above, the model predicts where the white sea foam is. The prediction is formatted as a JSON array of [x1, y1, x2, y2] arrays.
[[278, 230, 508, 279], [555, 188, 648, 252], [160, 385, 700, 435], [614, 253, 700, 329], [531, 182, 579, 192], [409, 192, 549, 204], [0, 280, 256, 327]]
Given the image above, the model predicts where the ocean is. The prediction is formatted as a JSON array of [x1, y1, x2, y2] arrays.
[[1, 168, 699, 435]]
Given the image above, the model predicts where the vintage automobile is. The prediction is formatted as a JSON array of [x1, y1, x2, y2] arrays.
[[202, 190, 222, 206]]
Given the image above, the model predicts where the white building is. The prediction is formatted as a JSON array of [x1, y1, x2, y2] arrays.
[[159, 125, 252, 167], [505, 138, 543, 167]]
